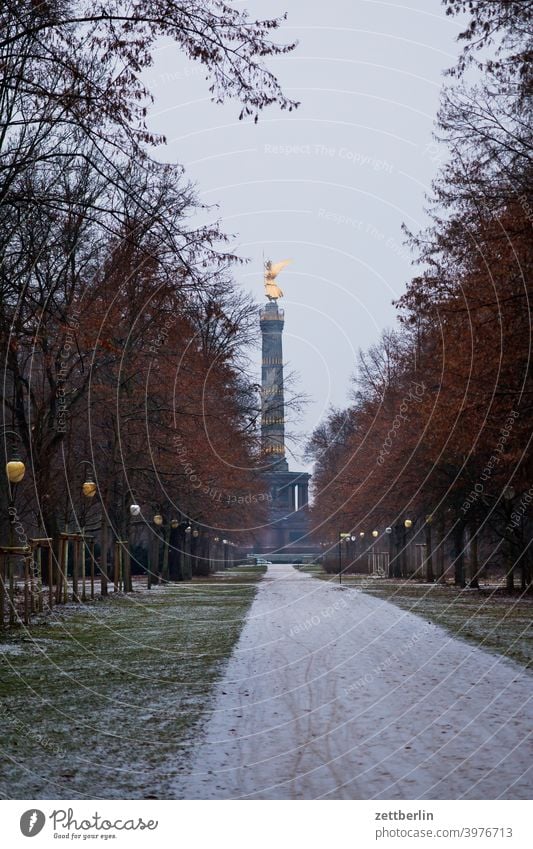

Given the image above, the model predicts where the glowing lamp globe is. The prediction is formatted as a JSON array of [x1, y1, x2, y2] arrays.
[[130, 503, 141, 517], [153, 514, 163, 526], [82, 480, 97, 498], [372, 530, 379, 538], [404, 519, 413, 529], [6, 459, 25, 484]]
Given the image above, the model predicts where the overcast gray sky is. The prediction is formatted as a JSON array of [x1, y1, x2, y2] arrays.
[[143, 0, 463, 471]]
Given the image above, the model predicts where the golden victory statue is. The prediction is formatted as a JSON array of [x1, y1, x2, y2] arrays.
[[264, 259, 291, 301]]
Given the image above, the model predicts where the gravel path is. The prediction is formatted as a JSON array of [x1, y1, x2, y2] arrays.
[[172, 564, 532, 800]]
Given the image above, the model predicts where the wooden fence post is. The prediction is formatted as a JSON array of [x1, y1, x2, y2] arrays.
[[124, 545, 131, 593]]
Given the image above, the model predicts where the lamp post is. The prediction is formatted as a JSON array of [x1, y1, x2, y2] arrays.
[[338, 532, 351, 583], [213, 536, 220, 573], [161, 516, 175, 583], [77, 462, 97, 601], [385, 527, 394, 577], [404, 518, 413, 577], [191, 527, 200, 575], [184, 523, 193, 579], [152, 513, 164, 586], [503, 487, 516, 591], [350, 535, 356, 573], [124, 501, 141, 591], [4, 431, 26, 502], [152, 513, 179, 584], [371, 529, 379, 575], [424, 514, 434, 583], [3, 430, 26, 627], [358, 531, 365, 570]]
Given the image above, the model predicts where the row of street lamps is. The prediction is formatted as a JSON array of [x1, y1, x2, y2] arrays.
[[3, 448, 234, 595], [79, 471, 238, 583], [337, 518, 420, 582]]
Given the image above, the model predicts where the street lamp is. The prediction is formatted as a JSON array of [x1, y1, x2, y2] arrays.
[[152, 514, 180, 583], [2, 431, 26, 626], [424, 513, 434, 582], [372, 529, 379, 538], [130, 503, 141, 517], [82, 477, 96, 499], [190, 527, 200, 573], [2, 429, 26, 490], [6, 452, 25, 484], [403, 518, 413, 576], [385, 525, 394, 577], [337, 531, 351, 584], [77, 461, 98, 600]]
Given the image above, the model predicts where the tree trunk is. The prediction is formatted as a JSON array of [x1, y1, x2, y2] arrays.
[[183, 535, 192, 581], [168, 527, 179, 581], [41, 497, 61, 588], [521, 551, 532, 594], [435, 518, 446, 582], [425, 521, 434, 583], [401, 527, 408, 578], [506, 544, 514, 592], [453, 521, 466, 587], [468, 523, 480, 589], [390, 526, 401, 578], [124, 546, 132, 593], [162, 526, 170, 583]]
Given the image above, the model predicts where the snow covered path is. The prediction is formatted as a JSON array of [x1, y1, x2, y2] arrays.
[[172, 565, 532, 800]]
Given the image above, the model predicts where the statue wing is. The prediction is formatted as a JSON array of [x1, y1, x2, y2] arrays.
[[268, 259, 292, 280]]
